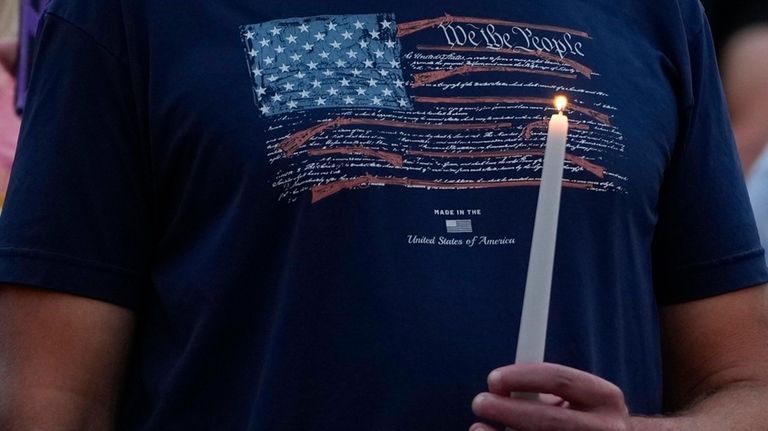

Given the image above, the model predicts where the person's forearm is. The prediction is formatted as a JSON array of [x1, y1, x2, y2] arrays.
[[0, 286, 134, 431], [630, 382, 768, 431], [0, 386, 114, 431]]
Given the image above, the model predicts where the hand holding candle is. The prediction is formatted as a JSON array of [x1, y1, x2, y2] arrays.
[[515, 95, 569, 369]]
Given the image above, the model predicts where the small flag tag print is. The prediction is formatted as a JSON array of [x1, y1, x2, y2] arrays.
[[446, 219, 473, 233]]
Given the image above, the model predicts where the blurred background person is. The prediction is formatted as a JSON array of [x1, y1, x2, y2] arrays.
[[0, 0, 17, 75], [0, 0, 20, 207], [703, 0, 768, 264], [701, 0, 768, 175], [721, 26, 768, 178]]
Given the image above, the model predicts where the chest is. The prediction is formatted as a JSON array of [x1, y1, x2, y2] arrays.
[[140, 1, 682, 233]]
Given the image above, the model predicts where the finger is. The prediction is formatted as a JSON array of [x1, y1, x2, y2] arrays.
[[472, 392, 626, 431], [486, 363, 625, 411], [539, 393, 569, 408], [486, 382, 567, 408], [469, 422, 497, 431]]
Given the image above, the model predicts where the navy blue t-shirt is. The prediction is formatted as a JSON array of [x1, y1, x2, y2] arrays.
[[1, 0, 766, 429]]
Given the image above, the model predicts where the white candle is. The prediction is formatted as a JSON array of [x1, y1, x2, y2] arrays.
[[515, 95, 569, 368]]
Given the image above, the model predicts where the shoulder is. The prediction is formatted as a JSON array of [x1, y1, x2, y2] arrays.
[[43, 0, 138, 61], [676, 0, 707, 37]]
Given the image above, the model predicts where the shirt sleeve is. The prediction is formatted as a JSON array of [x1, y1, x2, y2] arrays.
[[652, 8, 768, 305], [0, 12, 150, 309]]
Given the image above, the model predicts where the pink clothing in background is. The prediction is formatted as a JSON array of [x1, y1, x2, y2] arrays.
[[0, 68, 20, 204]]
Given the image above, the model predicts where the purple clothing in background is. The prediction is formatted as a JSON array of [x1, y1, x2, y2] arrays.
[[15, 0, 51, 113]]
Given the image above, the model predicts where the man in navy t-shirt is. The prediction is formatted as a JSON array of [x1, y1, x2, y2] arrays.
[[1, 0, 768, 429]]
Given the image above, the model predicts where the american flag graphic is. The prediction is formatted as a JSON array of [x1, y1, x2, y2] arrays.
[[446, 219, 473, 233], [241, 14, 413, 116], [238, 13, 613, 203]]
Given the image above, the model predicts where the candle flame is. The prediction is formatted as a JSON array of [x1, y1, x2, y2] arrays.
[[554, 95, 568, 113]]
